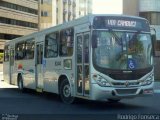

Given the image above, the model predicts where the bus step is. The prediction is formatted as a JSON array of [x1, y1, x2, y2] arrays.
[[36, 88, 43, 93]]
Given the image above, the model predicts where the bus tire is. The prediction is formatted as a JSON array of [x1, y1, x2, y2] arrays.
[[18, 75, 25, 92], [60, 79, 74, 104], [108, 99, 121, 103]]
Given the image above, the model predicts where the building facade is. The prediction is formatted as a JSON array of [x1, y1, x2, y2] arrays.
[[139, 0, 160, 56], [0, 0, 39, 51], [123, 0, 139, 16], [40, 0, 91, 30], [40, 0, 54, 30], [139, 0, 160, 80], [41, 0, 138, 30]]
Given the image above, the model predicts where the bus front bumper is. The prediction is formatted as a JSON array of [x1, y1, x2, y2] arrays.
[[90, 83, 154, 101]]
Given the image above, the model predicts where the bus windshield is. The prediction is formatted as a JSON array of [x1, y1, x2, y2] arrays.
[[92, 30, 153, 70]]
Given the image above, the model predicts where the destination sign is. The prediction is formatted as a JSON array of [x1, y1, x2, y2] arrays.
[[107, 19, 136, 27], [93, 16, 150, 32]]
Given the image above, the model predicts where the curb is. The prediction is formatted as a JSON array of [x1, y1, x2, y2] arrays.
[[0, 72, 3, 81]]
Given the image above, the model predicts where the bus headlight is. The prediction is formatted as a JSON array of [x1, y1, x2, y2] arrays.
[[141, 74, 153, 86], [93, 74, 111, 87]]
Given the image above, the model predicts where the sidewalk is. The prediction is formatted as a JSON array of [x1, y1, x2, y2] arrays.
[[0, 80, 17, 88]]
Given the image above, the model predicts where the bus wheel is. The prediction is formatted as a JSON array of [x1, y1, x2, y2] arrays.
[[108, 99, 121, 103], [18, 75, 24, 92], [60, 79, 74, 104]]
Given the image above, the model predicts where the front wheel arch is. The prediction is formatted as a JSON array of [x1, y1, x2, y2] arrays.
[[59, 78, 75, 104]]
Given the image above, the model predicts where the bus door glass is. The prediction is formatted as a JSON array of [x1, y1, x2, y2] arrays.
[[76, 33, 90, 96], [10, 48, 15, 84], [36, 43, 44, 90]]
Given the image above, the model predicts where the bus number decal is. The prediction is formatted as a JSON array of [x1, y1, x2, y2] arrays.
[[55, 61, 61, 66]]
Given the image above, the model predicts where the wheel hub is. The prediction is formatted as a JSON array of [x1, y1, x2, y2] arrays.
[[63, 85, 71, 97]]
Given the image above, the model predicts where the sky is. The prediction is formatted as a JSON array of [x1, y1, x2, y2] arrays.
[[92, 0, 123, 14]]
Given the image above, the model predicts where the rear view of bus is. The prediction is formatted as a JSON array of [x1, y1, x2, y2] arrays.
[[90, 15, 154, 102]]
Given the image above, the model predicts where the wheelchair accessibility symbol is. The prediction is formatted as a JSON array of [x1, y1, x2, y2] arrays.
[[128, 59, 136, 69]]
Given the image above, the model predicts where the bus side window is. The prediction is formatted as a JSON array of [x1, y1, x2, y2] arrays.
[[4, 45, 9, 62], [45, 32, 58, 58], [59, 28, 74, 56], [25, 39, 35, 59], [15, 42, 25, 60]]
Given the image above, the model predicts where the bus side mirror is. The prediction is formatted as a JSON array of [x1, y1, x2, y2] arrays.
[[92, 34, 97, 48]]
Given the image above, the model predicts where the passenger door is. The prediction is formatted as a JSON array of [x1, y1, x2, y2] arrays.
[[9, 48, 15, 85], [35, 43, 44, 91], [76, 33, 90, 96]]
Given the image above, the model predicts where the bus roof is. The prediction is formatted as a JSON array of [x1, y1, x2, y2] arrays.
[[4, 14, 148, 45]]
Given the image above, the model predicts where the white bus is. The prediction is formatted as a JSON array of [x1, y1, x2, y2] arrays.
[[3, 14, 154, 104]]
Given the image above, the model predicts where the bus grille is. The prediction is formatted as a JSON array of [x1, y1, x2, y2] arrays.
[[109, 74, 143, 80], [112, 82, 140, 87], [116, 89, 137, 95]]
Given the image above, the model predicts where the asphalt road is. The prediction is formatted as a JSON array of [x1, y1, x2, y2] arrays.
[[0, 84, 160, 120]]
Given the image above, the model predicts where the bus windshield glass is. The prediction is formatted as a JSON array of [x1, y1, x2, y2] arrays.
[[92, 30, 153, 70]]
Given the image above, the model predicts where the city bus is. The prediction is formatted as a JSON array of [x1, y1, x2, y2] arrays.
[[3, 14, 154, 104]]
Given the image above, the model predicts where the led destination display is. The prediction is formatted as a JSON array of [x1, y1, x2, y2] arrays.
[[107, 19, 136, 27], [93, 16, 150, 31]]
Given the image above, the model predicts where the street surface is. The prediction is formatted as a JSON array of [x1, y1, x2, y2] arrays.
[[0, 81, 160, 120]]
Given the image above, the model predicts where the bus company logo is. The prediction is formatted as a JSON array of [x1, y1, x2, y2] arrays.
[[125, 81, 130, 87]]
